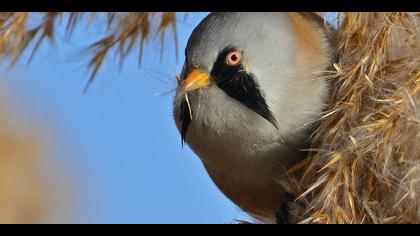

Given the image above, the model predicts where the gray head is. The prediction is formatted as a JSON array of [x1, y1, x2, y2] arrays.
[[174, 12, 333, 149]]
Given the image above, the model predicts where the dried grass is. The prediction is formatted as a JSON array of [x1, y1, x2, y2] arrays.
[[0, 12, 177, 90], [285, 12, 420, 224], [0, 96, 52, 223]]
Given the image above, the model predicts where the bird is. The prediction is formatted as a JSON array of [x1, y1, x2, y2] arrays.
[[173, 12, 335, 223]]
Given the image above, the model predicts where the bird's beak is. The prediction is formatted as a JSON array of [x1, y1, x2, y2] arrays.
[[179, 70, 210, 146], [183, 70, 211, 92]]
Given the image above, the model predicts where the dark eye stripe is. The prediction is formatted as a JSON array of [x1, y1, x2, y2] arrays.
[[216, 72, 278, 129], [210, 47, 278, 129]]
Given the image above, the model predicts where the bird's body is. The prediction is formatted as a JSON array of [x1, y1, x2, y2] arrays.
[[173, 12, 334, 222]]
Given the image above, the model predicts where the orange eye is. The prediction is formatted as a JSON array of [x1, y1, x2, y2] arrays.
[[226, 51, 242, 66]]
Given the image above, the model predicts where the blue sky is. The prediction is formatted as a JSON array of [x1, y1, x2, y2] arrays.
[[0, 13, 252, 223]]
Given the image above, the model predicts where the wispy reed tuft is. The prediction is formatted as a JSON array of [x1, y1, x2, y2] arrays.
[[284, 12, 419, 224], [0, 12, 178, 90]]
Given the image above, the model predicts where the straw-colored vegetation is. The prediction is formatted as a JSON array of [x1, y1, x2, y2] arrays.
[[0, 12, 177, 90], [0, 95, 51, 223], [284, 12, 419, 224], [0, 12, 418, 224], [0, 12, 178, 224]]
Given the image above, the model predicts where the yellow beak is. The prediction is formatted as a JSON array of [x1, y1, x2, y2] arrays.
[[183, 70, 211, 92]]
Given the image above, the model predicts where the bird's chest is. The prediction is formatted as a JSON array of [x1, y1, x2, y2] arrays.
[[198, 143, 293, 220], [184, 122, 302, 219]]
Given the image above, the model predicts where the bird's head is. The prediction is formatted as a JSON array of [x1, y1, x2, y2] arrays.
[[174, 12, 333, 148]]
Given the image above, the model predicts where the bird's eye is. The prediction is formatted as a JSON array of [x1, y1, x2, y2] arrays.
[[226, 51, 242, 66]]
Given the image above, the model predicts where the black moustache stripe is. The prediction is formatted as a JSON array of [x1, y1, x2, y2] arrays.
[[215, 72, 278, 129], [180, 97, 191, 146], [210, 47, 278, 129], [179, 47, 278, 145], [178, 71, 277, 147]]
